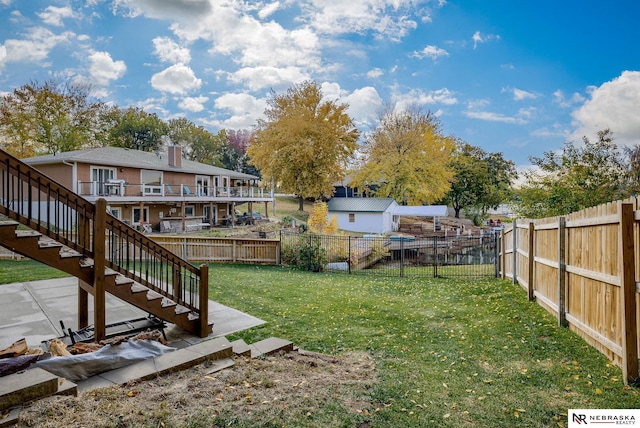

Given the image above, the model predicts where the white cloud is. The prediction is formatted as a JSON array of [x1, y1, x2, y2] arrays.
[[343, 86, 383, 128], [1, 27, 74, 64], [227, 66, 310, 91], [178, 95, 208, 112], [366, 68, 384, 79], [302, 0, 437, 41], [0, 45, 6, 69], [472, 30, 500, 49], [210, 92, 267, 129], [513, 88, 537, 101], [412, 45, 449, 60], [393, 88, 458, 111], [465, 110, 524, 124], [37, 6, 77, 27], [570, 70, 640, 147], [153, 37, 191, 64], [553, 89, 585, 108], [89, 51, 126, 86], [151, 63, 202, 94], [258, 1, 281, 19]]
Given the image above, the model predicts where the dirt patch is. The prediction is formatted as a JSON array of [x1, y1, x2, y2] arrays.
[[16, 350, 377, 427]]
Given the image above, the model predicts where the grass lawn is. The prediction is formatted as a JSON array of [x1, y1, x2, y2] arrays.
[[1, 260, 639, 426], [209, 264, 640, 427], [0, 259, 70, 283]]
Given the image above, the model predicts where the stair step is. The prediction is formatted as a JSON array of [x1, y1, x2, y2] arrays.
[[175, 305, 191, 315], [115, 275, 134, 285], [230, 339, 252, 357], [79, 258, 93, 268], [89, 337, 233, 388], [14, 230, 40, 238], [147, 290, 163, 301], [249, 337, 294, 359], [0, 220, 19, 227], [59, 248, 83, 258], [38, 239, 63, 250], [0, 367, 59, 411], [161, 297, 177, 308], [130, 283, 149, 294]]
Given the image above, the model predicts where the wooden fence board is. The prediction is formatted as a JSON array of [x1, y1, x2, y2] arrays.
[[501, 198, 640, 384]]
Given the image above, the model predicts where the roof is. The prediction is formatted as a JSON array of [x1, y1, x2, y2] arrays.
[[22, 146, 258, 180], [393, 205, 448, 217], [327, 198, 397, 213]]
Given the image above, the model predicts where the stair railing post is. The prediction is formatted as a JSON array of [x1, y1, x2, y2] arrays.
[[93, 198, 107, 342], [198, 264, 209, 338]]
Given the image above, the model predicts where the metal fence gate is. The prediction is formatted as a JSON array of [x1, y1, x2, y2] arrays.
[[280, 231, 499, 279]]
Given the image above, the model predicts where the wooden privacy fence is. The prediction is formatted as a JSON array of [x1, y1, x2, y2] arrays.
[[149, 235, 280, 264], [500, 198, 639, 384]]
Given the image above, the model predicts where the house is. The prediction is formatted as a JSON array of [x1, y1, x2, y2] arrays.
[[327, 198, 399, 234], [22, 145, 273, 232]]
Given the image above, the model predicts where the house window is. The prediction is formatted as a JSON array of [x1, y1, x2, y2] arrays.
[[91, 167, 115, 196], [185, 205, 195, 217], [132, 207, 149, 225], [196, 175, 210, 196], [141, 170, 162, 185], [349, 213, 355, 222], [109, 207, 121, 219]]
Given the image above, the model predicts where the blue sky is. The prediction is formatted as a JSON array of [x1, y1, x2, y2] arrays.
[[1, 0, 639, 173]]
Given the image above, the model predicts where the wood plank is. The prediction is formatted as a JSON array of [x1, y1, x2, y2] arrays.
[[619, 203, 639, 383]]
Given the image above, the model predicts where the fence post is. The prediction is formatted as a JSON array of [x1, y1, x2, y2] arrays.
[[434, 235, 438, 278], [500, 228, 505, 279], [494, 233, 499, 278], [512, 219, 517, 284], [528, 221, 535, 301], [348, 236, 351, 274], [557, 216, 567, 327], [400, 238, 405, 278], [619, 203, 638, 384]]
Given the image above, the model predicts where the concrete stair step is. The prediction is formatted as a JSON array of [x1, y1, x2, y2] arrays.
[[230, 339, 251, 357], [249, 337, 294, 358], [204, 357, 234, 375], [78, 337, 233, 393], [0, 367, 76, 412]]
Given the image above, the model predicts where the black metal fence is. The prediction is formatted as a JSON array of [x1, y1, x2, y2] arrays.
[[280, 230, 498, 278]]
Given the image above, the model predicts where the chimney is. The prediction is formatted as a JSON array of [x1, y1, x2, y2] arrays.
[[168, 145, 182, 168]]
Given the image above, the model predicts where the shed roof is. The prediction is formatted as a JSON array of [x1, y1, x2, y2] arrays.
[[327, 198, 397, 213], [22, 146, 258, 180], [393, 205, 448, 217]]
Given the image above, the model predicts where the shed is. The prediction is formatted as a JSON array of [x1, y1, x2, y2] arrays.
[[327, 198, 399, 234]]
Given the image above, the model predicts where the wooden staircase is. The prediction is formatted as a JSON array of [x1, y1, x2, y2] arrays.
[[0, 149, 211, 340]]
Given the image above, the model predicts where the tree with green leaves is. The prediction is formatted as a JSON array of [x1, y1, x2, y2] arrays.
[[0, 81, 104, 157], [515, 129, 630, 218], [351, 105, 455, 205], [167, 118, 224, 166], [441, 143, 517, 220], [106, 107, 168, 153], [249, 81, 360, 210]]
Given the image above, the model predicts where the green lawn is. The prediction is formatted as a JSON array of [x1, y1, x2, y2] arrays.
[[209, 264, 640, 427], [1, 260, 639, 427]]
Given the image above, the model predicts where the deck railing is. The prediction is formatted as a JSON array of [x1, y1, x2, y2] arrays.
[[0, 148, 209, 337], [76, 181, 270, 199]]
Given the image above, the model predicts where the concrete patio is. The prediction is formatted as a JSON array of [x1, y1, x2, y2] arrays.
[[0, 276, 265, 351]]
